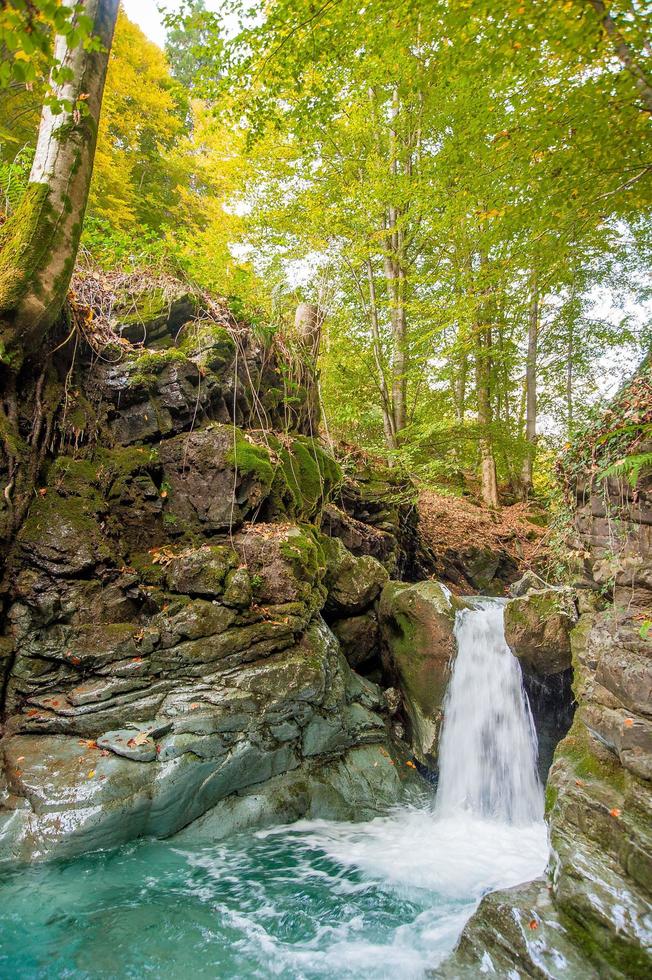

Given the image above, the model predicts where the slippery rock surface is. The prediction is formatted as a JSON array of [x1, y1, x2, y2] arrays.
[[378, 580, 461, 766], [0, 288, 422, 864]]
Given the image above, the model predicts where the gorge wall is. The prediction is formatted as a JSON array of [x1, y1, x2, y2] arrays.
[[0, 277, 430, 863], [437, 360, 652, 978]]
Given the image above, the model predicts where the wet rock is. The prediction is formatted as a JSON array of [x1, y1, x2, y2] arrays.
[[434, 877, 595, 979], [97, 727, 157, 762], [378, 580, 460, 765], [176, 744, 424, 843], [504, 587, 577, 675], [0, 616, 418, 864]]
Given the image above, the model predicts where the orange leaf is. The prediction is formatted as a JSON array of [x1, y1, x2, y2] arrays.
[[610, 807, 621, 818]]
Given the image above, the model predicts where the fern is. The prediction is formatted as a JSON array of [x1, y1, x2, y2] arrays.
[[0, 144, 33, 216], [599, 452, 652, 488]]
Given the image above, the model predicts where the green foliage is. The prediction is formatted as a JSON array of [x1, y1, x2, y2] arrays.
[[0, 1, 99, 107]]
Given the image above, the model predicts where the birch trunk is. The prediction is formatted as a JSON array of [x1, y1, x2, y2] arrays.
[[0, 0, 119, 369]]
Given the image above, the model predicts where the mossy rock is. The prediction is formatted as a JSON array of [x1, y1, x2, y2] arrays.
[[504, 587, 577, 675], [177, 319, 236, 372], [165, 545, 238, 598], [321, 535, 388, 615], [19, 492, 114, 575], [378, 580, 461, 765]]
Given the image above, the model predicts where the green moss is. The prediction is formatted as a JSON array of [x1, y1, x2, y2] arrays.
[[0, 183, 57, 366], [178, 319, 236, 370], [555, 721, 626, 791], [281, 436, 342, 519], [130, 550, 168, 588], [226, 430, 276, 490], [18, 492, 109, 558], [261, 435, 342, 521], [116, 287, 168, 326], [129, 348, 189, 376], [48, 456, 103, 499], [279, 525, 327, 586]]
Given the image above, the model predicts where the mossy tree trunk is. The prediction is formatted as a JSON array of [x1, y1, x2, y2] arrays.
[[0, 0, 119, 370]]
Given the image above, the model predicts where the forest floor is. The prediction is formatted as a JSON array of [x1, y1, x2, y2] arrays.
[[418, 490, 549, 574]]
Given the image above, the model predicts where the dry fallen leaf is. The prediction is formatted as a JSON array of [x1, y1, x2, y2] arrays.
[[127, 731, 150, 747]]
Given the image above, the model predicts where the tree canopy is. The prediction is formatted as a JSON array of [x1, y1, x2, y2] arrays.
[[1, 0, 649, 502]]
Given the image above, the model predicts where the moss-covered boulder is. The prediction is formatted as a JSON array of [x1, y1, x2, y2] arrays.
[[232, 523, 327, 613], [322, 535, 389, 615], [110, 284, 198, 347], [165, 545, 238, 598], [17, 487, 115, 576], [159, 424, 274, 533], [378, 580, 461, 765], [504, 587, 577, 675]]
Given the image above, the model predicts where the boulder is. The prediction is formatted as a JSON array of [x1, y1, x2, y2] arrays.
[[504, 587, 577, 675], [0, 618, 419, 865], [378, 580, 460, 765], [331, 612, 380, 670], [322, 535, 389, 615], [158, 425, 274, 533]]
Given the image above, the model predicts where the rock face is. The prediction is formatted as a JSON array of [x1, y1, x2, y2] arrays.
[[504, 585, 577, 778], [438, 361, 652, 978], [504, 587, 577, 676], [378, 580, 460, 765], [0, 282, 424, 865]]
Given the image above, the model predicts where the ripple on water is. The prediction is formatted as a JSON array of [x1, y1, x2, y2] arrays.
[[0, 804, 548, 979]]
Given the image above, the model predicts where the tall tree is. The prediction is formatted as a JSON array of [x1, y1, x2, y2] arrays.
[[0, 0, 119, 369]]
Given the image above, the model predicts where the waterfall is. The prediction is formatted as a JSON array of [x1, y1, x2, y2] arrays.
[[436, 598, 543, 825]]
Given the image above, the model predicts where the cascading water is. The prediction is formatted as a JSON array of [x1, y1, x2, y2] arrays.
[[436, 597, 543, 824], [0, 599, 549, 979]]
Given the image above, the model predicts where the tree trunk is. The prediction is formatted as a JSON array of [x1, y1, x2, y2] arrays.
[[476, 322, 500, 509], [365, 258, 397, 450], [566, 324, 574, 436], [521, 283, 539, 494], [293, 302, 324, 434], [0, 0, 120, 369], [587, 0, 652, 114], [383, 231, 408, 440], [455, 347, 468, 421]]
